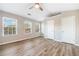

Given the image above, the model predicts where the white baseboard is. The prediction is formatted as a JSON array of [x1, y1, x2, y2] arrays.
[[44, 37, 79, 46], [0, 36, 41, 45], [74, 43, 79, 46]]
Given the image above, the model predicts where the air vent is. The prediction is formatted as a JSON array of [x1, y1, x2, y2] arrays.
[[47, 12, 61, 17]]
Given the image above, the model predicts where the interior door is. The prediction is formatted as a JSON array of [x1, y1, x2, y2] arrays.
[[44, 20, 55, 39], [61, 16, 75, 44], [54, 17, 61, 41]]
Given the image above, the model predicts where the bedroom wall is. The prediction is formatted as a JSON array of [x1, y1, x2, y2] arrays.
[[41, 10, 79, 45], [41, 17, 55, 39], [41, 15, 62, 41], [75, 10, 79, 45], [61, 10, 78, 45], [41, 15, 61, 40], [54, 15, 62, 41], [0, 10, 41, 45]]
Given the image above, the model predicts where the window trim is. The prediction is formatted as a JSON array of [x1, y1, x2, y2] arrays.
[[24, 21, 32, 34], [2, 17, 17, 36], [35, 23, 40, 33]]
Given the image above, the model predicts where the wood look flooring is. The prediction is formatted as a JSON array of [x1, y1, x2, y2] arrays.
[[0, 37, 79, 56]]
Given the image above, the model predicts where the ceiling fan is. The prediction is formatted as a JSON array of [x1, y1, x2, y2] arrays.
[[29, 3, 43, 11]]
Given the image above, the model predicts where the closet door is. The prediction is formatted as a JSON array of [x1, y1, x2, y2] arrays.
[[61, 16, 75, 44], [54, 18, 61, 41], [43, 20, 55, 39]]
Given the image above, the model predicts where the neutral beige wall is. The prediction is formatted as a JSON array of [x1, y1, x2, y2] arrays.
[[41, 10, 79, 45], [61, 10, 79, 45], [54, 15, 61, 41], [75, 10, 79, 45], [0, 10, 41, 45], [55, 10, 79, 45]]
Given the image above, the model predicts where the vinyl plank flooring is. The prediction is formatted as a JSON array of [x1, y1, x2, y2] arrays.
[[0, 37, 79, 56]]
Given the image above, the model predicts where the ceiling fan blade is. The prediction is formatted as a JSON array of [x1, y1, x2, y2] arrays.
[[29, 5, 34, 9], [39, 7, 43, 11], [29, 3, 39, 9], [38, 3, 43, 11]]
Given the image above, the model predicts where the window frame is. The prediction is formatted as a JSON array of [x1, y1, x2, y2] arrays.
[[35, 23, 40, 33], [2, 17, 17, 36], [24, 21, 32, 34]]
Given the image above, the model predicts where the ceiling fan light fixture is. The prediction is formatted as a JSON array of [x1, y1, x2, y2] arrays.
[[34, 4, 40, 8], [29, 3, 43, 11]]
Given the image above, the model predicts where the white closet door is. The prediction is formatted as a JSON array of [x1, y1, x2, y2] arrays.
[[61, 16, 75, 44], [44, 20, 55, 39], [54, 19, 61, 42]]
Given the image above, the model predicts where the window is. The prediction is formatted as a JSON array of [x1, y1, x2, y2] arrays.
[[3, 17, 17, 36], [35, 23, 40, 32], [24, 21, 32, 33]]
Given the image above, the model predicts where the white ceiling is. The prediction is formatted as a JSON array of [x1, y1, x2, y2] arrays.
[[0, 3, 79, 21]]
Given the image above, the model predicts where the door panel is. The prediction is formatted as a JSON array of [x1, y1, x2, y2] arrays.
[[61, 16, 75, 44], [54, 18, 61, 41], [44, 20, 55, 39]]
